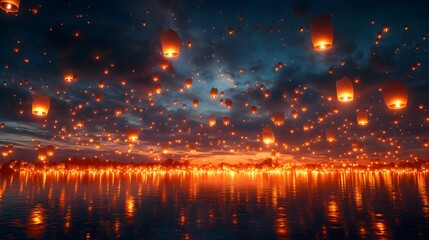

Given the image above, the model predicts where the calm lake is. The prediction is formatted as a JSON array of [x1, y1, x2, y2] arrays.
[[0, 171, 428, 239]]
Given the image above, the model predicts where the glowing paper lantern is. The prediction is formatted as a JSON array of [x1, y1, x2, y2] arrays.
[[189, 146, 197, 153], [63, 69, 75, 83], [357, 112, 368, 126], [262, 127, 275, 145], [271, 112, 285, 126], [1, 147, 9, 157], [225, 99, 233, 109], [310, 15, 333, 50], [210, 88, 218, 99], [38, 148, 47, 161], [193, 99, 199, 108], [326, 128, 336, 142], [32, 94, 50, 116], [209, 117, 216, 127], [223, 117, 230, 126], [336, 77, 354, 102], [46, 145, 55, 157], [127, 129, 139, 142], [382, 80, 408, 110], [185, 78, 193, 88], [0, 0, 20, 13], [154, 84, 162, 94], [160, 28, 180, 58], [162, 145, 169, 154]]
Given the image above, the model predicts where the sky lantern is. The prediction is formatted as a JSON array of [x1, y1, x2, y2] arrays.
[[291, 110, 298, 119], [0, 0, 20, 13], [32, 94, 50, 116], [209, 117, 216, 127], [382, 80, 408, 110], [223, 117, 230, 126], [326, 128, 336, 142], [336, 77, 354, 102], [154, 84, 162, 94], [271, 112, 285, 126], [46, 145, 55, 157], [189, 145, 197, 153], [1, 147, 9, 157], [250, 106, 257, 114], [63, 69, 75, 83], [210, 88, 218, 99], [162, 145, 169, 154], [160, 28, 180, 58], [38, 148, 47, 161], [262, 127, 275, 145], [127, 129, 139, 142], [310, 15, 333, 51], [185, 78, 193, 88], [225, 99, 233, 109], [357, 112, 369, 126], [193, 99, 199, 108]]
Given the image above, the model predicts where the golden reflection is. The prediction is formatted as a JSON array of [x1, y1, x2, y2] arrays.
[[27, 204, 46, 239]]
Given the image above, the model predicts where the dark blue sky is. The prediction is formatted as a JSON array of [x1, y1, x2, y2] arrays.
[[0, 0, 428, 163]]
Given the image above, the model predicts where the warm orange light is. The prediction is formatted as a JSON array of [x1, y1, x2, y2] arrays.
[[63, 69, 75, 83], [0, 0, 20, 13], [271, 112, 285, 126], [382, 80, 408, 110], [357, 112, 368, 126], [160, 29, 180, 58], [336, 77, 354, 102], [127, 129, 139, 142], [32, 95, 50, 116], [262, 127, 275, 145], [209, 117, 216, 127], [326, 128, 336, 142], [223, 117, 230, 126], [46, 145, 55, 157], [210, 88, 218, 99], [310, 15, 333, 51], [38, 148, 47, 161]]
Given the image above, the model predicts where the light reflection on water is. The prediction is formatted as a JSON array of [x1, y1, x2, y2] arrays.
[[0, 171, 428, 239]]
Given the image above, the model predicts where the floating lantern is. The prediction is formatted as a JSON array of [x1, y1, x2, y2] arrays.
[[250, 106, 257, 114], [189, 146, 197, 153], [63, 69, 75, 83], [209, 117, 216, 127], [154, 84, 162, 94], [127, 129, 139, 142], [326, 128, 336, 142], [382, 80, 408, 110], [225, 99, 233, 109], [357, 112, 368, 126], [310, 15, 333, 50], [0, 0, 20, 13], [185, 78, 193, 88], [210, 88, 218, 99], [336, 77, 354, 102], [1, 147, 9, 157], [223, 117, 230, 126], [162, 145, 169, 154], [193, 99, 199, 108], [160, 28, 180, 58], [262, 127, 275, 145], [46, 145, 55, 157], [271, 112, 285, 126], [32, 95, 50, 116], [38, 148, 47, 161]]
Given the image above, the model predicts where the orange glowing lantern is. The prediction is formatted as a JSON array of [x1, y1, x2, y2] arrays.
[[154, 84, 162, 94], [185, 78, 193, 88], [63, 69, 75, 83], [336, 77, 354, 102], [210, 88, 218, 99], [223, 117, 230, 126], [209, 117, 216, 127], [38, 148, 47, 161], [193, 99, 199, 108], [160, 28, 180, 58], [262, 127, 275, 145], [46, 145, 55, 157], [127, 129, 139, 142], [32, 95, 50, 116], [250, 106, 257, 114], [382, 80, 408, 110], [0, 0, 20, 13], [357, 112, 368, 126], [189, 145, 197, 153], [162, 145, 169, 154], [310, 15, 333, 51], [271, 112, 285, 126], [1, 147, 9, 157], [326, 128, 336, 142], [225, 99, 233, 109]]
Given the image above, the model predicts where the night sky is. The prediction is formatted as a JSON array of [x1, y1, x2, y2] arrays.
[[0, 0, 428, 164]]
